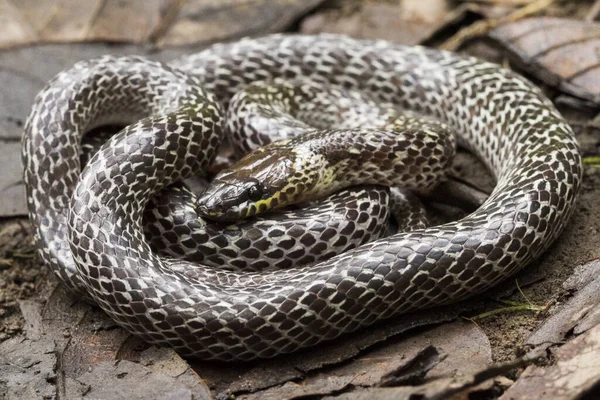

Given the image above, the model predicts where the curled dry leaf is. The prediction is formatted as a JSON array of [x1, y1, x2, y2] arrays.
[[500, 322, 600, 400], [489, 17, 600, 105], [525, 260, 600, 353]]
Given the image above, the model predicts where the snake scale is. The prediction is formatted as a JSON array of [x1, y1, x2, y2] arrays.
[[23, 34, 582, 360]]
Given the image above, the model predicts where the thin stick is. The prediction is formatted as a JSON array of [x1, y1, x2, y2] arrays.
[[586, 0, 600, 22], [440, 0, 557, 51], [468, 303, 543, 320], [148, 0, 188, 46], [515, 279, 534, 307]]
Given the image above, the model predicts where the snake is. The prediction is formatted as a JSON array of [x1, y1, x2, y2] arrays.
[[196, 79, 455, 221], [76, 78, 431, 273], [22, 34, 582, 361]]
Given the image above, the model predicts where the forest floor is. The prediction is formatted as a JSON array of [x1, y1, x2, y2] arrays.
[[1, 0, 600, 399]]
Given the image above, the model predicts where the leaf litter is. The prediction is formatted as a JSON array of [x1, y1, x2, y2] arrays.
[[2, 0, 600, 399]]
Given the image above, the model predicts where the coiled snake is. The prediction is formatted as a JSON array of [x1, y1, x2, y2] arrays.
[[22, 34, 582, 360]]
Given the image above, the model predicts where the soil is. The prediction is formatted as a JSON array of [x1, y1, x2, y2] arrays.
[[0, 220, 38, 342]]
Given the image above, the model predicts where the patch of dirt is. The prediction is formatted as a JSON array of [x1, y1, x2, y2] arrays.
[[0, 219, 42, 341]]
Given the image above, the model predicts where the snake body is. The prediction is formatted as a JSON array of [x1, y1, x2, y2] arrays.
[[23, 34, 582, 360], [77, 88, 428, 272], [146, 184, 426, 271]]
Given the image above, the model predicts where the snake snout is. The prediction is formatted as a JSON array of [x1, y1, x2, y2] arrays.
[[195, 182, 249, 221]]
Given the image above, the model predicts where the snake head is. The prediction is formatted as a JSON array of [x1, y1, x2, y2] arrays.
[[195, 149, 295, 221]]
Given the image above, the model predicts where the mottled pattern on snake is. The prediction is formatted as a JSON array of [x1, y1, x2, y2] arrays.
[[196, 79, 454, 221], [23, 34, 582, 360], [76, 87, 428, 272], [196, 124, 454, 220], [226, 79, 427, 156], [146, 184, 426, 271]]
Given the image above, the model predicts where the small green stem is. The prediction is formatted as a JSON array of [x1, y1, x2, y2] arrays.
[[467, 279, 544, 320], [583, 156, 600, 167], [515, 279, 534, 307]]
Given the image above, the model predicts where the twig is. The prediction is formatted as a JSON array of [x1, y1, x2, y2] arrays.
[[467, 303, 543, 320], [586, 0, 600, 22], [440, 0, 557, 51], [515, 279, 533, 307], [11, 251, 35, 259], [148, 0, 188, 46]]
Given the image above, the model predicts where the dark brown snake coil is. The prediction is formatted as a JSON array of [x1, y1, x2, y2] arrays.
[[22, 34, 582, 360]]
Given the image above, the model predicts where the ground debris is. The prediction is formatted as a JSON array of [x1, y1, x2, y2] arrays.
[[489, 17, 600, 105], [525, 260, 600, 353], [235, 322, 492, 400], [0, 281, 210, 399], [3, 1, 600, 399], [190, 303, 483, 397], [0, 0, 325, 49], [301, 0, 465, 46], [501, 322, 600, 400]]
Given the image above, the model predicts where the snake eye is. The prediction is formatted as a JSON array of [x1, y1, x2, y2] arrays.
[[247, 184, 265, 202]]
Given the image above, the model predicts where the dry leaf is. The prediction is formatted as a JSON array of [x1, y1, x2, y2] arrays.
[[462, 0, 536, 5], [301, 0, 453, 45], [501, 323, 600, 400], [0, 284, 210, 399], [161, 0, 325, 47], [489, 17, 600, 105], [0, 0, 326, 49], [525, 260, 600, 352]]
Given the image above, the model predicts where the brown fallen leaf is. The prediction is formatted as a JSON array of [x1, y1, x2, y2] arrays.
[[0, 0, 326, 49], [64, 357, 210, 400], [161, 0, 326, 47], [236, 322, 492, 400], [489, 17, 600, 105], [500, 322, 600, 400], [0, 0, 170, 48]]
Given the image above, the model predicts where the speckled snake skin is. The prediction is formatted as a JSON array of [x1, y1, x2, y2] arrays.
[[23, 34, 582, 360]]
